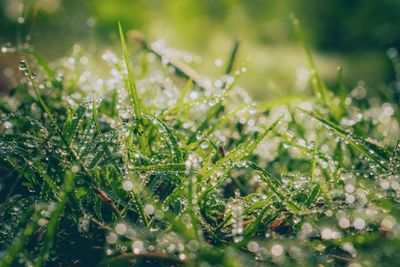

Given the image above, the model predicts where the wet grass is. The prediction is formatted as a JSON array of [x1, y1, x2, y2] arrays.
[[0, 22, 400, 267]]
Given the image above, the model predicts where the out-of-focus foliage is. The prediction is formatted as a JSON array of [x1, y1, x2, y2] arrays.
[[1, 0, 400, 98]]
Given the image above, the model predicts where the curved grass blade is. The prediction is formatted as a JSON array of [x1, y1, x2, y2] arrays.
[[204, 104, 252, 137], [299, 108, 388, 170], [28, 50, 56, 81], [246, 161, 302, 214], [136, 35, 206, 90], [244, 205, 269, 237], [118, 26, 151, 154], [146, 114, 183, 163], [243, 195, 274, 215], [187, 100, 225, 144], [200, 116, 282, 182]]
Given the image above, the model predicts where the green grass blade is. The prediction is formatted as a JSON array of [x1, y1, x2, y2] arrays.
[[224, 39, 240, 76], [256, 96, 307, 112], [146, 114, 183, 163], [118, 22, 142, 121], [132, 163, 186, 172], [246, 161, 302, 214], [33, 161, 57, 192], [28, 50, 56, 81], [305, 183, 320, 208], [204, 104, 252, 137], [310, 140, 318, 184], [34, 172, 76, 267], [62, 103, 86, 145], [243, 195, 274, 216], [200, 116, 282, 181], [162, 96, 223, 117], [243, 206, 269, 237], [290, 14, 332, 108], [177, 78, 193, 108], [309, 139, 332, 205], [187, 101, 224, 144], [389, 139, 400, 173], [137, 35, 206, 90], [299, 108, 388, 170], [335, 66, 347, 118]]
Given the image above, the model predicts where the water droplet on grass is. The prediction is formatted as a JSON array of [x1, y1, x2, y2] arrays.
[[247, 241, 259, 253], [353, 218, 366, 230], [122, 180, 133, 191], [132, 240, 144, 254], [115, 223, 127, 235], [19, 60, 27, 71], [271, 244, 284, 256], [144, 204, 155, 215], [71, 165, 80, 173], [214, 58, 223, 67]]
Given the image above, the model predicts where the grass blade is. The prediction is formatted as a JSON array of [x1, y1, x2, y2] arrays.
[[62, 103, 86, 145], [146, 114, 183, 163], [310, 140, 318, 184], [310, 139, 332, 205], [118, 22, 143, 121], [246, 161, 302, 214], [299, 108, 388, 170], [132, 163, 186, 172], [200, 116, 282, 182], [34, 172, 76, 267], [290, 14, 332, 108]]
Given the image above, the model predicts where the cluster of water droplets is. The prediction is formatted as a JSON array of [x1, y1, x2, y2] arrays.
[[103, 219, 204, 263], [228, 190, 244, 243]]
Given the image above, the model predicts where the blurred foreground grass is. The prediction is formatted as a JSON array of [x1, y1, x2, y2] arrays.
[[1, 0, 400, 100]]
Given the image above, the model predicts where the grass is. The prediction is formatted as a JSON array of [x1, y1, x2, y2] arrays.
[[0, 22, 400, 267]]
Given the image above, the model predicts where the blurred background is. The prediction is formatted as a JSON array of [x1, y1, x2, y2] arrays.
[[1, 0, 400, 100]]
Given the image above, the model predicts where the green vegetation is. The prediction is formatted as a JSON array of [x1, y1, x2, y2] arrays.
[[1, 17, 400, 267]]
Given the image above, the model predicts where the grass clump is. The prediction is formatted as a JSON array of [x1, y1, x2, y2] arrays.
[[0, 23, 400, 267]]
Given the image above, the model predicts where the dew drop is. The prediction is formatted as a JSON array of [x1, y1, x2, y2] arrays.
[[271, 244, 284, 256], [17, 17, 25, 24], [115, 223, 127, 235]]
